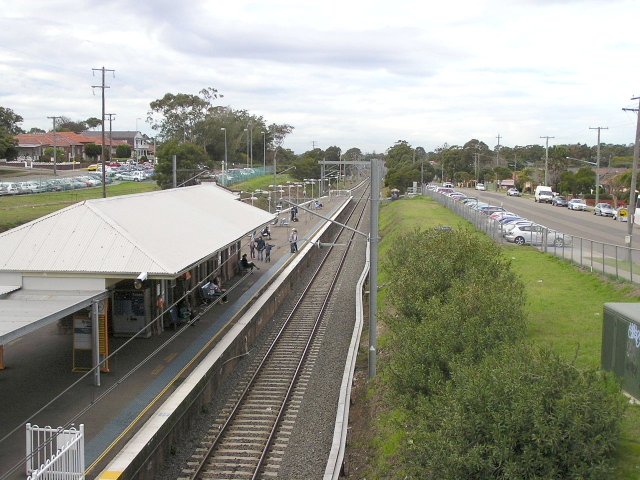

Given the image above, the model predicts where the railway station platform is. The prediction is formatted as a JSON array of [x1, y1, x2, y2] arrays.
[[0, 192, 350, 480]]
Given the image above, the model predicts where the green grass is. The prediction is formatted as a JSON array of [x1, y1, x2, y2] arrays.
[[371, 196, 640, 479], [0, 182, 160, 232], [229, 174, 299, 193]]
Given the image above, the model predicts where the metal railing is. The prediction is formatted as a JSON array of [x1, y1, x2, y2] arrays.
[[427, 191, 640, 284], [26, 424, 84, 480]]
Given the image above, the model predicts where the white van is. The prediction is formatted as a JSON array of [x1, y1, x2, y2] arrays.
[[534, 185, 553, 203]]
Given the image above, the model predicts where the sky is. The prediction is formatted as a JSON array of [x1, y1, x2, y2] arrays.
[[2, 0, 640, 155]]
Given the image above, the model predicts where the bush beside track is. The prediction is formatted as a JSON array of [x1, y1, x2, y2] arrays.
[[349, 196, 640, 480]]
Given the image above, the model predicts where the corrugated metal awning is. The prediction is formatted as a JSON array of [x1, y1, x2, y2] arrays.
[[0, 288, 107, 345]]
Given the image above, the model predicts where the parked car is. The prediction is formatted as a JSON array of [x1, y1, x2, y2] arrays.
[[567, 198, 588, 211], [478, 206, 506, 216], [613, 207, 629, 222], [507, 188, 521, 197], [594, 203, 615, 217], [475, 183, 486, 191], [552, 195, 568, 207], [116, 171, 145, 182], [0, 182, 19, 195], [504, 224, 569, 247]]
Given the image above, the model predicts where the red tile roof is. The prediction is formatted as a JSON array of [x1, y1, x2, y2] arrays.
[[16, 132, 128, 147]]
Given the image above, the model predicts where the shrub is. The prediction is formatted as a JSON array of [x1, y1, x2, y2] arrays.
[[406, 344, 626, 480], [382, 227, 526, 399]]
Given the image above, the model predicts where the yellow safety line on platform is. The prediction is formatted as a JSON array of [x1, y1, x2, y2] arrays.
[[86, 319, 233, 476], [96, 470, 122, 479]]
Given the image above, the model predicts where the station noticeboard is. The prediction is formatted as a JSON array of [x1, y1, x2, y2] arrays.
[[72, 298, 110, 372]]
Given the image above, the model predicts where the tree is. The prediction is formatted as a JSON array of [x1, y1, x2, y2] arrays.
[[56, 117, 88, 133], [147, 87, 223, 142], [324, 145, 341, 162], [85, 117, 102, 130], [28, 127, 46, 134], [494, 166, 512, 182], [0, 131, 18, 160], [0, 106, 23, 159], [43, 147, 65, 162], [557, 170, 577, 195], [155, 141, 209, 189], [386, 140, 414, 169], [115, 144, 132, 159], [574, 167, 595, 195], [292, 156, 320, 181], [0, 106, 24, 134], [84, 143, 102, 159]]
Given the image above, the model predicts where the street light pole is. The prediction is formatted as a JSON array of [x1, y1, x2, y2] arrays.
[[249, 125, 253, 168], [590, 126, 608, 205], [261, 131, 266, 173], [540, 135, 554, 185], [220, 127, 227, 187], [244, 127, 249, 168]]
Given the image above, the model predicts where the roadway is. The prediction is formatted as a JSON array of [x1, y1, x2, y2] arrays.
[[463, 188, 638, 248]]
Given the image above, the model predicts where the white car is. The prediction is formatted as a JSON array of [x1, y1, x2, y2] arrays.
[[507, 188, 521, 196], [475, 183, 486, 191], [116, 171, 145, 182], [567, 198, 588, 211]]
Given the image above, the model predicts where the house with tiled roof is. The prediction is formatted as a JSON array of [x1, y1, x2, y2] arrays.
[[15, 131, 128, 161], [82, 131, 153, 160]]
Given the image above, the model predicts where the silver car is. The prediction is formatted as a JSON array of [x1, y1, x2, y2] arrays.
[[505, 224, 570, 247], [594, 203, 615, 217], [567, 198, 588, 211]]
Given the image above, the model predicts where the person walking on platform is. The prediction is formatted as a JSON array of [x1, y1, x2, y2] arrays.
[[249, 238, 256, 259], [289, 228, 299, 253], [265, 242, 275, 262], [256, 236, 266, 261]]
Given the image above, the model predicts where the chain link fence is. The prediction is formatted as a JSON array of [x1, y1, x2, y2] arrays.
[[427, 190, 640, 284]]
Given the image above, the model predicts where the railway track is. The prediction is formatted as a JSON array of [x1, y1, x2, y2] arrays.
[[179, 185, 369, 480]]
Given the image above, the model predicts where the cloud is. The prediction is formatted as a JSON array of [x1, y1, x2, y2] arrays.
[[1, 0, 640, 154]]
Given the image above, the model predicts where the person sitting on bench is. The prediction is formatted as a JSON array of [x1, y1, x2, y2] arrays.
[[203, 277, 228, 303], [262, 225, 271, 239], [240, 253, 259, 271]]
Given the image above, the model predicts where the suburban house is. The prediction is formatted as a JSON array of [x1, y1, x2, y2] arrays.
[[82, 131, 154, 160], [15, 131, 129, 162]]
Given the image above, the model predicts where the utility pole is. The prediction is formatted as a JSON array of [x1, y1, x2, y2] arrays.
[[105, 113, 116, 166], [589, 126, 608, 205], [623, 98, 640, 252], [47, 116, 62, 176], [92, 66, 115, 198], [495, 134, 501, 167], [540, 135, 555, 185]]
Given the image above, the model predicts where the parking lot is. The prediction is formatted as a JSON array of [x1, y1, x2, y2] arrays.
[[0, 163, 155, 196]]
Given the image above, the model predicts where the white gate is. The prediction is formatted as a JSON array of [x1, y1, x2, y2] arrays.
[[26, 423, 85, 480]]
